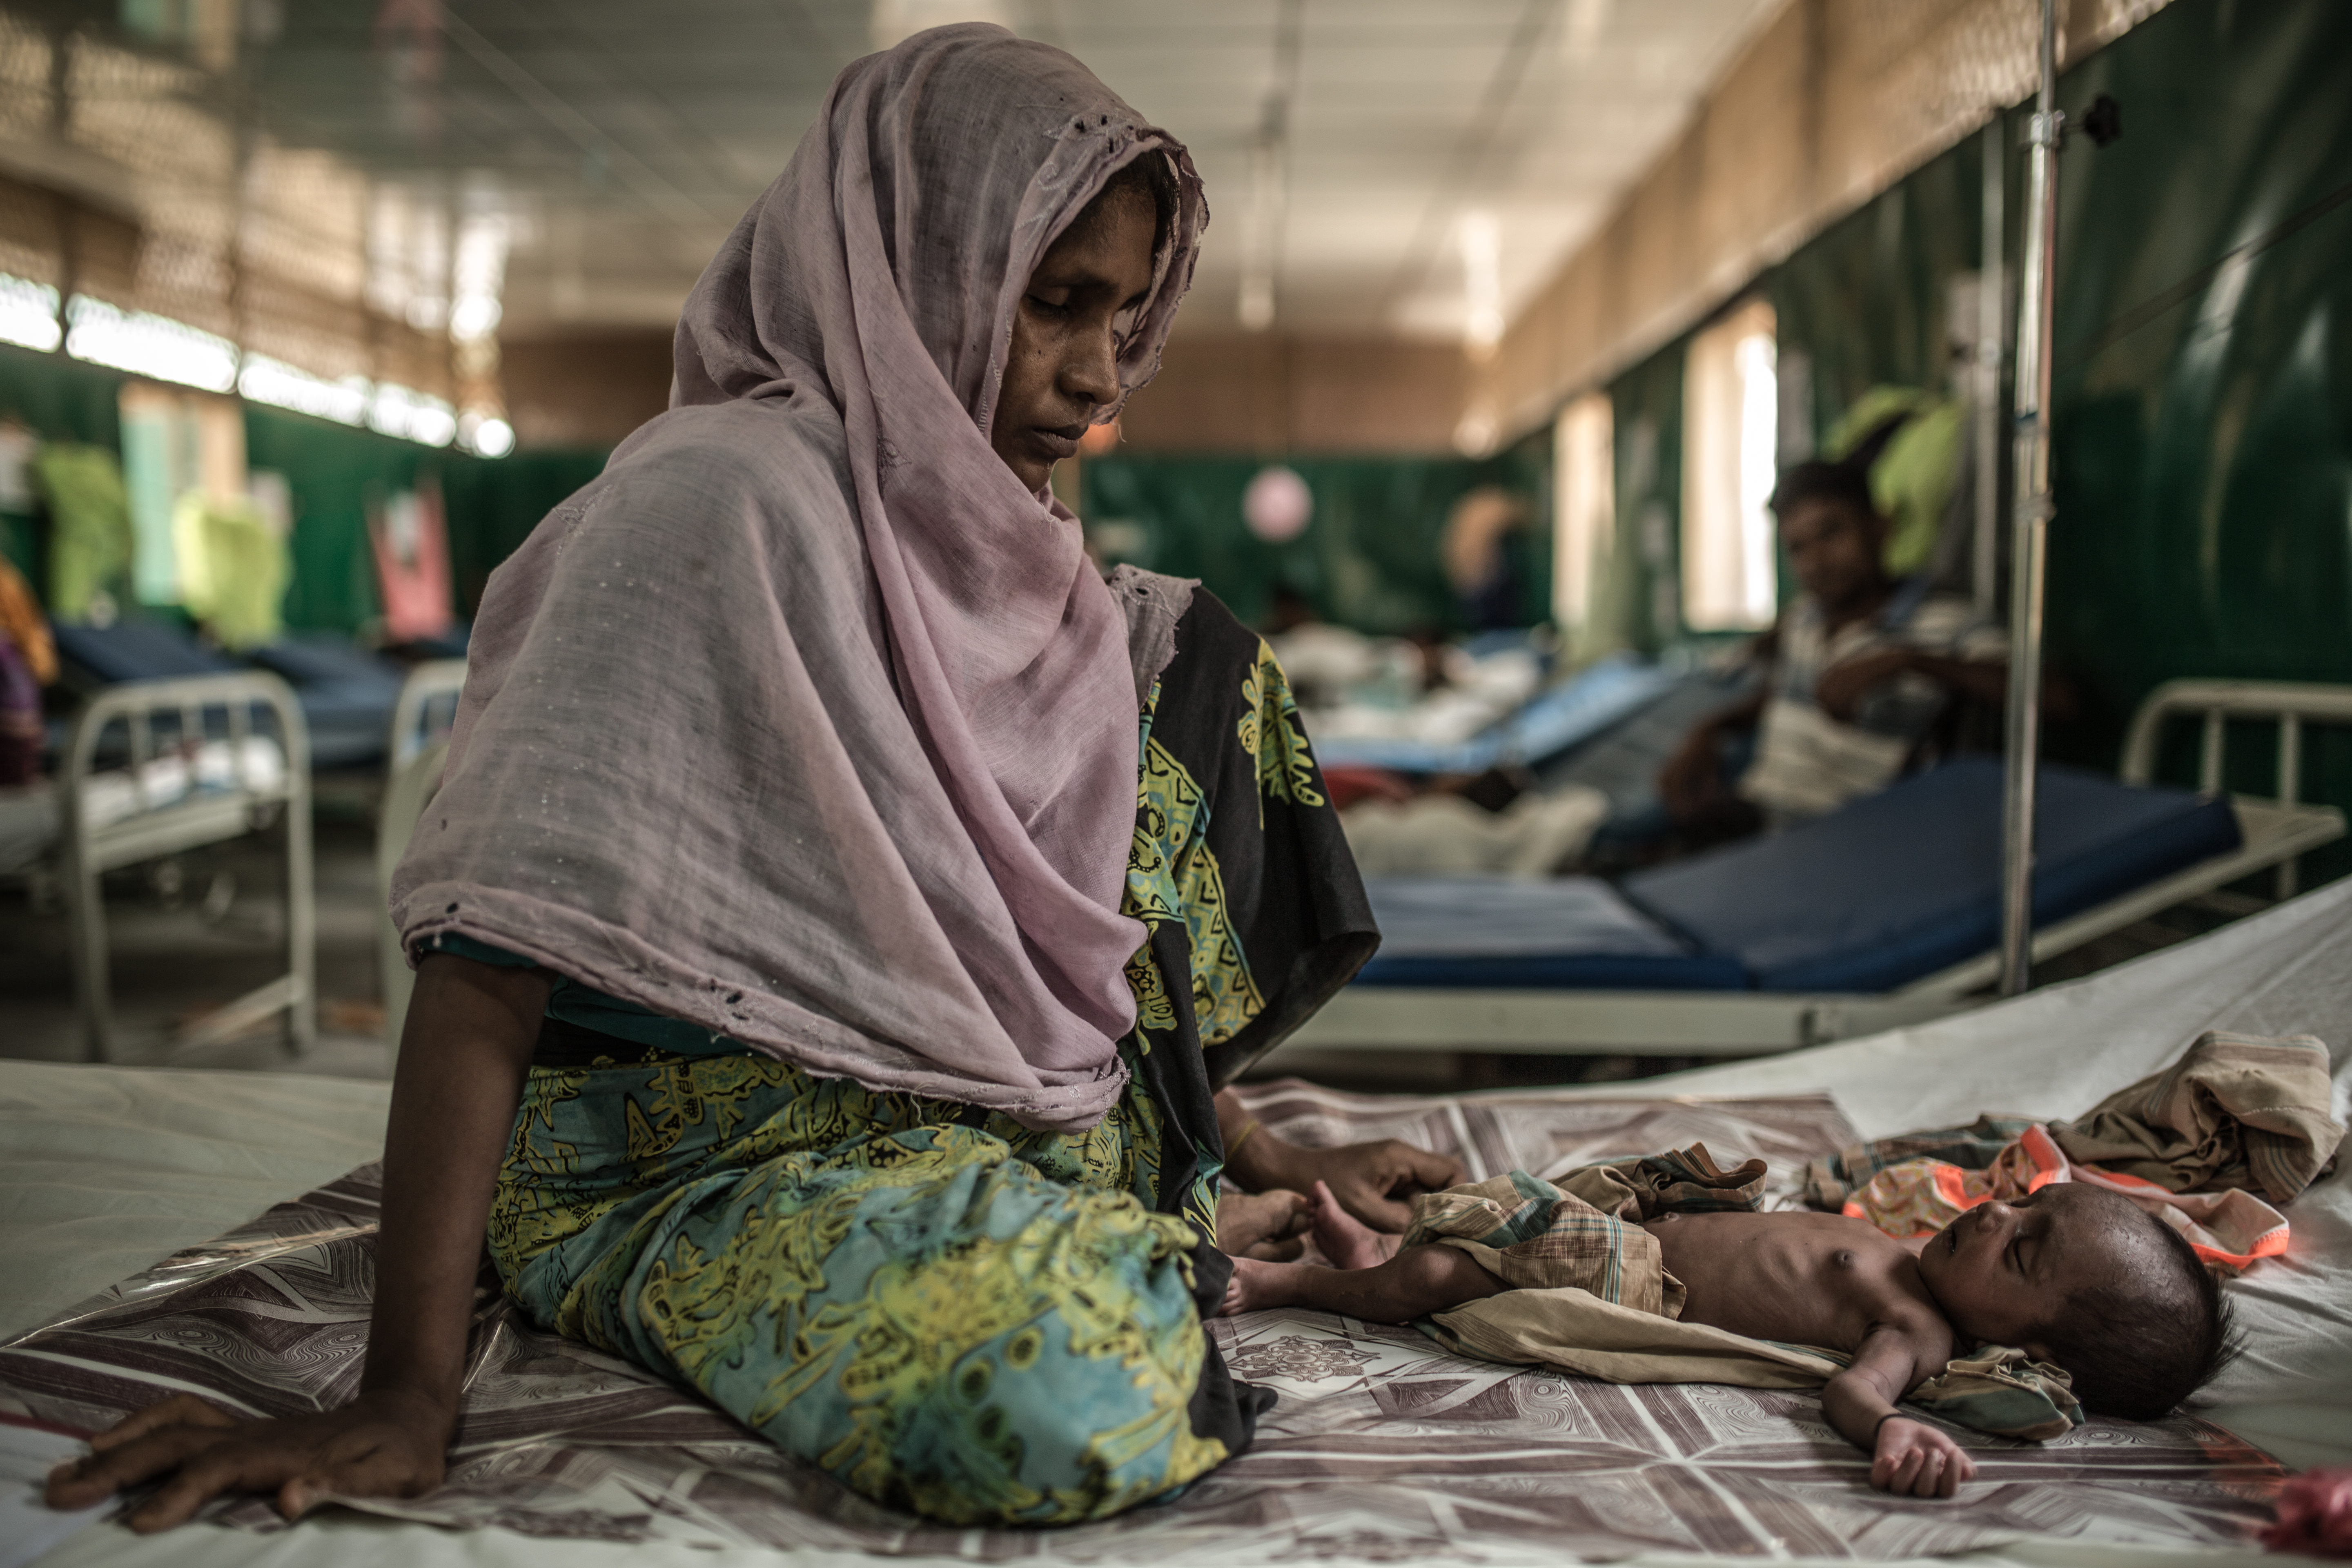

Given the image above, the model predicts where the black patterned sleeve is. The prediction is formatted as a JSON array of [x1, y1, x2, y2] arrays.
[[1125, 590, 1379, 1094]]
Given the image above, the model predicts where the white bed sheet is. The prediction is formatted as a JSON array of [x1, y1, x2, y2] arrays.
[[10, 878, 2352, 1568], [0, 1065, 390, 1345]]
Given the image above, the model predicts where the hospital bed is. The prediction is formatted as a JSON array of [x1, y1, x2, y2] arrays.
[[51, 622, 407, 772], [369, 661, 467, 1051], [1288, 680, 2350, 1056], [4, 874, 2345, 1568], [0, 671, 315, 1062], [1309, 652, 1684, 776], [385, 657, 466, 774], [243, 636, 409, 771]]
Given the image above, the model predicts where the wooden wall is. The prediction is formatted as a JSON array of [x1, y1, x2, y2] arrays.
[[1473, 0, 2177, 441]]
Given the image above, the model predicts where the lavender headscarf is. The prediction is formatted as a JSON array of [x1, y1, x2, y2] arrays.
[[392, 24, 1207, 1129]]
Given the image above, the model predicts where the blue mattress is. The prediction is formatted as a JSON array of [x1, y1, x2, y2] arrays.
[[1312, 655, 1678, 776], [51, 622, 402, 770], [1623, 757, 2241, 993], [1357, 877, 1746, 989], [53, 620, 236, 682], [1358, 759, 2242, 995], [248, 639, 405, 769]]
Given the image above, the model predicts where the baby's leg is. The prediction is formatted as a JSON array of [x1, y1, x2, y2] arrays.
[[1221, 1244, 1506, 1321]]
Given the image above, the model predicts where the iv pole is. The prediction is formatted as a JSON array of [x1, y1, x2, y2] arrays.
[[1973, 120, 2003, 621], [1998, 0, 2062, 996]]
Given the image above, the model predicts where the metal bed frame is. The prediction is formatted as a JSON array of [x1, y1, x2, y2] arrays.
[[373, 658, 469, 1054], [376, 739, 449, 1057], [388, 657, 468, 774], [1279, 680, 2348, 1060], [53, 673, 316, 1062]]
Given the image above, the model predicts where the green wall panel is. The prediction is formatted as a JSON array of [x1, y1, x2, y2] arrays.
[[1600, 345, 1688, 657], [1742, 0, 2352, 884], [441, 450, 610, 617], [1080, 437, 1551, 635], [243, 404, 430, 632], [0, 342, 126, 450], [0, 342, 609, 635]]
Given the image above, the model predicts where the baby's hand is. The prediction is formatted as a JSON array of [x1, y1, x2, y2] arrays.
[[1871, 1415, 1976, 1498]]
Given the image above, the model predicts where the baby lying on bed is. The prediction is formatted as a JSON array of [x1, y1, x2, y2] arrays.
[[1224, 1151, 2233, 1499]]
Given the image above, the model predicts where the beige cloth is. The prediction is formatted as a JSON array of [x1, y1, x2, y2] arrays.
[[2051, 1030, 2344, 1206]]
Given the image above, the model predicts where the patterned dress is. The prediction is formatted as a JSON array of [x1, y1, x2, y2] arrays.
[[477, 592, 1376, 1526]]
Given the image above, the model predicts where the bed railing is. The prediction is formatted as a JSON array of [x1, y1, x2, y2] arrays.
[[58, 672, 315, 1062], [388, 658, 468, 774], [2119, 679, 2352, 899]]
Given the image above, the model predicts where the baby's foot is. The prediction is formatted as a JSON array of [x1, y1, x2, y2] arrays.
[[1312, 1180, 1400, 1270]]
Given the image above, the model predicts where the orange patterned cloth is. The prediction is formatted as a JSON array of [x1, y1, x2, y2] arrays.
[[0, 555, 54, 685], [1848, 1123, 2291, 1274]]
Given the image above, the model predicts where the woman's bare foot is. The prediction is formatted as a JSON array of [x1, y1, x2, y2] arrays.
[[1311, 1180, 1400, 1269], [1218, 1188, 1314, 1261]]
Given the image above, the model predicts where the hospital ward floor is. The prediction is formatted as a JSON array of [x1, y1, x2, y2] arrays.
[[0, 817, 394, 1077], [0, 812, 2261, 1085]]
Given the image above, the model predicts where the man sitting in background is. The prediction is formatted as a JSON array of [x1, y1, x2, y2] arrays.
[[1656, 459, 2015, 844]]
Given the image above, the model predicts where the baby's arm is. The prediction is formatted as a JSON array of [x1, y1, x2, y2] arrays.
[[1820, 1322, 1978, 1499]]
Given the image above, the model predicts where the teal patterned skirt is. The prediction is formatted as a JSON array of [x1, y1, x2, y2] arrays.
[[474, 590, 1382, 1526], [488, 1044, 1252, 1526]]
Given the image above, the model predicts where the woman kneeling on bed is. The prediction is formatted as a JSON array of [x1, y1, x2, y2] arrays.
[[45, 26, 1461, 1532], [1238, 1175, 2234, 1498]]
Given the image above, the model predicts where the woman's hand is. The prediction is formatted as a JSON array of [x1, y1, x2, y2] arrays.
[[44, 1389, 452, 1532], [45, 953, 550, 1531], [1216, 1188, 1314, 1260], [1292, 1140, 1467, 1232], [1870, 1415, 1976, 1499], [1214, 1092, 1465, 1233]]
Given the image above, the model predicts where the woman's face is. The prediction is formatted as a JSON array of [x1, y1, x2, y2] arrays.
[[990, 190, 1157, 494]]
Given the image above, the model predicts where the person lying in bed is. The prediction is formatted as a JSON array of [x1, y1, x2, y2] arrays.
[[46, 26, 1456, 1535], [1226, 1167, 2234, 1499]]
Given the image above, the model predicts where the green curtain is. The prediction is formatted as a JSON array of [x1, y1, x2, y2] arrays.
[[0, 344, 610, 636], [1078, 436, 1552, 637], [1753, 0, 2352, 882], [1597, 349, 1687, 659]]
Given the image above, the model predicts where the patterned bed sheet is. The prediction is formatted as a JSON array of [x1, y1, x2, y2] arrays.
[[0, 1082, 2281, 1564]]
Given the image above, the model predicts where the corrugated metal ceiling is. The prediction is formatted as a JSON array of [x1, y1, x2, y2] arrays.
[[2, 0, 1783, 342]]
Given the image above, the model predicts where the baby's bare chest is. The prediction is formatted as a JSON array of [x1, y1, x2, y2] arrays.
[[1643, 1211, 1922, 1347]]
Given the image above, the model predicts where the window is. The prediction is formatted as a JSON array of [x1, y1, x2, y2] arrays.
[[1680, 298, 1779, 632], [1551, 392, 1613, 633]]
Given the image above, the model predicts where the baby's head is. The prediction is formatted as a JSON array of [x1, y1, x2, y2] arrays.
[[1915, 1182, 2236, 1420]]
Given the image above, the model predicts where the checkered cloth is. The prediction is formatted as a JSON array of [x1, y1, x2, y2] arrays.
[[1403, 1144, 1767, 1319]]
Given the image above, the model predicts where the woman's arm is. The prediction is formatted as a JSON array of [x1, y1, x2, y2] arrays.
[[1215, 1088, 1465, 1232], [45, 954, 550, 1531]]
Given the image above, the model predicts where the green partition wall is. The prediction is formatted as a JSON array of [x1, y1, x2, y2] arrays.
[[0, 340, 607, 633], [1078, 435, 1552, 636]]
